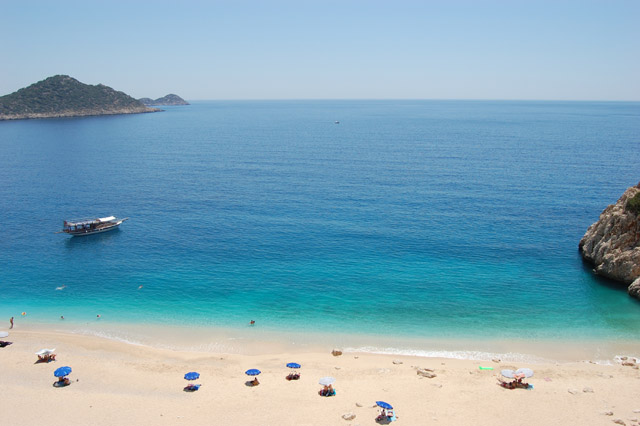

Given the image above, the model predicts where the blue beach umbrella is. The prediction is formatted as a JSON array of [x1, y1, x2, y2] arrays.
[[184, 372, 200, 381], [286, 362, 301, 369], [376, 401, 393, 410], [245, 369, 261, 376], [54, 366, 72, 377]]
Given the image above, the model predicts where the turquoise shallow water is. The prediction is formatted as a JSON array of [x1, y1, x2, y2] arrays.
[[0, 100, 639, 354]]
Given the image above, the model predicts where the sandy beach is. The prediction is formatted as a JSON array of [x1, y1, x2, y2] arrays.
[[1, 329, 639, 426]]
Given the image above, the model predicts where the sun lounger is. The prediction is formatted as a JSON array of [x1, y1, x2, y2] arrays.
[[183, 384, 201, 392], [497, 377, 533, 390], [376, 412, 397, 423], [53, 378, 70, 388], [36, 349, 56, 362]]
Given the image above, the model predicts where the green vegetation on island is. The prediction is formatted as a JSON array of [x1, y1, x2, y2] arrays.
[[626, 192, 640, 215], [0, 75, 159, 120], [139, 94, 189, 106]]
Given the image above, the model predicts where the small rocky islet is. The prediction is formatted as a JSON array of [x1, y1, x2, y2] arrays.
[[138, 94, 189, 106], [0, 75, 186, 121], [579, 182, 640, 299]]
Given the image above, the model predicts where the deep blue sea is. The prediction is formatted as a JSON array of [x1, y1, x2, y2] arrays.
[[1, 101, 639, 355]]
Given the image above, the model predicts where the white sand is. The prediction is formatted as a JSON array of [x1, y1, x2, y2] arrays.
[[1, 329, 640, 426]]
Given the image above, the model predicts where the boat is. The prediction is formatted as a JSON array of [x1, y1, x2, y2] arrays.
[[60, 216, 128, 236]]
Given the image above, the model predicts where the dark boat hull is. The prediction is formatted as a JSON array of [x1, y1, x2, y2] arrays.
[[64, 222, 123, 236]]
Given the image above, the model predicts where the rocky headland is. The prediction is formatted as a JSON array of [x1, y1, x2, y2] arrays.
[[139, 94, 189, 106], [579, 183, 640, 299], [0, 75, 159, 120]]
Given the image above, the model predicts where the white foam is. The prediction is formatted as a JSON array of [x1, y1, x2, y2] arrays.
[[344, 346, 552, 364], [53, 324, 637, 364], [614, 355, 639, 364], [66, 327, 247, 354], [69, 328, 146, 347]]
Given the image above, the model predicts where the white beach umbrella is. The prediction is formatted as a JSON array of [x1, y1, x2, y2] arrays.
[[35, 348, 56, 356], [515, 368, 534, 378], [501, 369, 515, 378], [319, 377, 335, 386], [0, 331, 9, 338], [502, 368, 534, 379]]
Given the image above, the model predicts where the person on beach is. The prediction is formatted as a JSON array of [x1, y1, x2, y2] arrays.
[[56, 376, 70, 387], [497, 377, 530, 389], [319, 385, 335, 396], [9, 317, 14, 329], [251, 377, 259, 386]]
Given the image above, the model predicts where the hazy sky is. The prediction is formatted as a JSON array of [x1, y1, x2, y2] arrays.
[[2, 0, 638, 100]]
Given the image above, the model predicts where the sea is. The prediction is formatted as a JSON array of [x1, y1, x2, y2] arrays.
[[1, 100, 639, 361]]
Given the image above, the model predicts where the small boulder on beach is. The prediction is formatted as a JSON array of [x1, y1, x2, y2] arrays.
[[342, 412, 356, 421], [417, 368, 437, 378]]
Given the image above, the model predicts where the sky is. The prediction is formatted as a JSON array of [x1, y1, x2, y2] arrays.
[[1, 0, 639, 100]]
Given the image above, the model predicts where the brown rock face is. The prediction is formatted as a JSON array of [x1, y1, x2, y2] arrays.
[[579, 183, 640, 299], [629, 278, 640, 299]]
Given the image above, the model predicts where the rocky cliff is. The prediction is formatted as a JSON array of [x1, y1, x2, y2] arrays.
[[579, 183, 640, 299], [0, 75, 158, 120]]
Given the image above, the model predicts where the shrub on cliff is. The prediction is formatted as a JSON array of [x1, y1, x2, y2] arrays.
[[626, 193, 640, 215]]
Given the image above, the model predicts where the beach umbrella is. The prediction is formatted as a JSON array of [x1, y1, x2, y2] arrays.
[[376, 401, 393, 410], [245, 369, 261, 376], [500, 369, 515, 378], [502, 368, 534, 379], [184, 372, 200, 381], [54, 366, 72, 377], [0, 331, 8, 338], [318, 376, 335, 386], [515, 368, 534, 378], [286, 362, 301, 369], [36, 348, 56, 356]]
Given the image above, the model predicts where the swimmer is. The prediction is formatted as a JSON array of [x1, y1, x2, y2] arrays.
[[55, 285, 66, 291], [96, 314, 101, 318], [60, 315, 64, 320], [250, 320, 255, 325], [138, 285, 143, 290]]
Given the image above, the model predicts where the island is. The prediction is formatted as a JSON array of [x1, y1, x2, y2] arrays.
[[579, 182, 640, 299], [0, 75, 159, 121], [139, 94, 189, 106]]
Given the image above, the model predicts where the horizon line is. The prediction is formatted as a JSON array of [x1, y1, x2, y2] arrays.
[[182, 98, 640, 103]]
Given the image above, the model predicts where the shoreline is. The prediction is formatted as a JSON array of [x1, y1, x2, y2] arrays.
[[7, 320, 640, 364], [1, 327, 639, 426]]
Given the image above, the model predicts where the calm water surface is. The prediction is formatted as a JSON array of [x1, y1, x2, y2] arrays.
[[0, 100, 639, 353]]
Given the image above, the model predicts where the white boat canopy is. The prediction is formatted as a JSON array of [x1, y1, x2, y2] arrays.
[[97, 216, 116, 222]]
